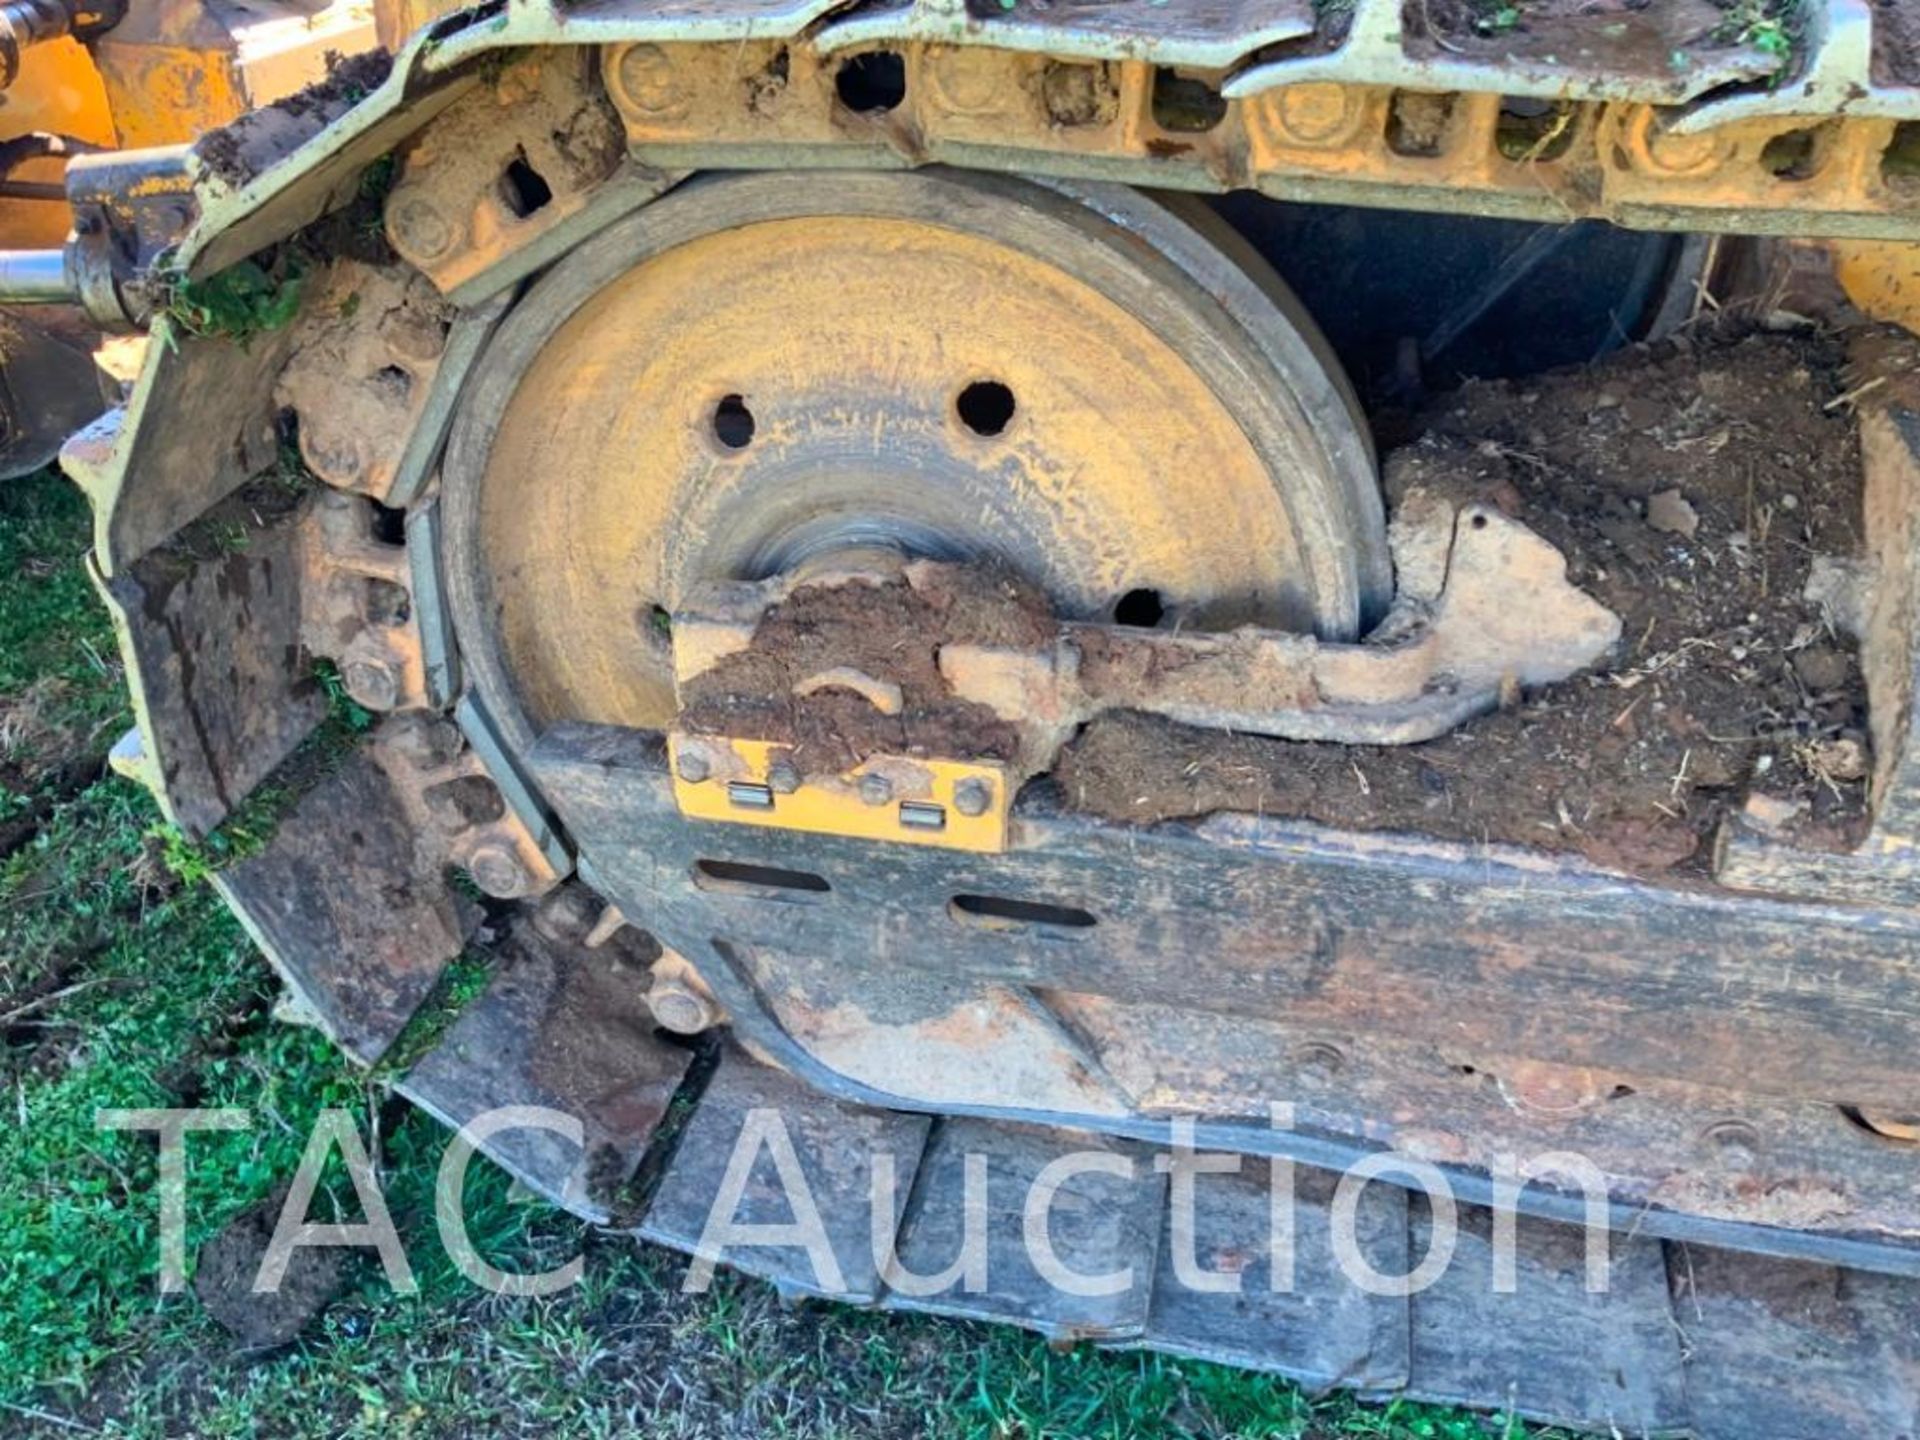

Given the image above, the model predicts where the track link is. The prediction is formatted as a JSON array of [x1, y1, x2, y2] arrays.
[[394, 904, 1920, 1440], [61, 19, 1920, 1437]]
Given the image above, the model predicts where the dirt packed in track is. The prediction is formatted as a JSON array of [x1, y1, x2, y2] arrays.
[[1875, 0, 1920, 87], [678, 562, 1058, 776], [1058, 326, 1891, 878], [1410, 0, 1775, 64]]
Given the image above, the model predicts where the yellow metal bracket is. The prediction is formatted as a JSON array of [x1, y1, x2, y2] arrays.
[[668, 735, 1011, 853]]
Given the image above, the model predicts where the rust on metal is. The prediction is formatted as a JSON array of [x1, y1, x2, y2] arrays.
[[401, 897, 694, 1221], [667, 499, 1618, 846], [382, 49, 626, 296], [370, 712, 562, 902], [299, 489, 431, 716], [274, 259, 454, 503]]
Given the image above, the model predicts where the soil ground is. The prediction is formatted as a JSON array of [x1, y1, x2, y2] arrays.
[[1408, 0, 1779, 61], [1875, 0, 1920, 87], [0, 469, 1555, 1436], [1059, 325, 1876, 879]]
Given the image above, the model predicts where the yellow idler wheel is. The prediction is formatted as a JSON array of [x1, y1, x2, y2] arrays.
[[441, 169, 1387, 744]]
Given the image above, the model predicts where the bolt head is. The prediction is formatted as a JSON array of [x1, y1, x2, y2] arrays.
[[1273, 82, 1361, 146], [533, 886, 598, 943], [1291, 1042, 1346, 1086], [386, 189, 458, 263], [467, 843, 532, 899], [1701, 1119, 1761, 1170], [343, 657, 400, 712], [859, 772, 893, 806], [647, 978, 716, 1035], [383, 714, 461, 767], [1502, 1060, 1604, 1118], [1644, 124, 1724, 176], [616, 42, 685, 116], [766, 759, 802, 794], [953, 777, 994, 817], [675, 746, 711, 784]]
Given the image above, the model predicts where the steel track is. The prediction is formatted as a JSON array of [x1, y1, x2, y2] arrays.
[[70, 14, 1920, 1433], [393, 906, 1920, 1439]]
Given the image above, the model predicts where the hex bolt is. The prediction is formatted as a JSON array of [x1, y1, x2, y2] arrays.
[[953, 777, 994, 817], [1494, 1058, 1609, 1117], [647, 975, 718, 1035], [616, 42, 684, 115], [386, 189, 457, 263], [1291, 1042, 1346, 1086], [675, 746, 711, 784], [859, 772, 893, 806], [1701, 1119, 1761, 1170], [766, 759, 802, 794], [343, 657, 401, 713], [383, 713, 461, 768], [533, 886, 598, 944], [467, 843, 532, 899]]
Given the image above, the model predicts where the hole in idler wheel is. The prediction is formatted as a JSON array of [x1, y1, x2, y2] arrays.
[[956, 379, 1015, 436], [1883, 122, 1920, 192], [711, 394, 755, 449], [1151, 69, 1226, 133], [1760, 126, 1824, 181]]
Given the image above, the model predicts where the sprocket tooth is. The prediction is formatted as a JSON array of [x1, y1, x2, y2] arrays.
[[638, 1043, 931, 1304], [1671, 1244, 1920, 1440], [1125, 1160, 1410, 1394], [400, 910, 693, 1222], [1407, 1200, 1689, 1435], [882, 1118, 1165, 1342], [219, 748, 471, 1064]]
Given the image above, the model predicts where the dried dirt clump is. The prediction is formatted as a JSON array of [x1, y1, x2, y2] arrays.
[[678, 564, 1056, 779], [1874, 0, 1920, 86], [194, 1186, 349, 1347], [1410, 0, 1785, 67], [275, 260, 451, 498], [1057, 327, 1875, 877], [198, 50, 394, 190]]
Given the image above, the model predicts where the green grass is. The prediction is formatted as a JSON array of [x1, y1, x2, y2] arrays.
[[159, 257, 307, 343], [1713, 0, 1803, 67], [0, 468, 1561, 1437]]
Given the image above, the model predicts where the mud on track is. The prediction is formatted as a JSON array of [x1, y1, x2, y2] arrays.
[[1059, 325, 1880, 878]]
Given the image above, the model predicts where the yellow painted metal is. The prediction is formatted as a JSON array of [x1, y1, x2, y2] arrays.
[[0, 36, 115, 246], [1830, 240, 1920, 333], [669, 735, 1011, 852], [601, 39, 1920, 239], [91, 42, 247, 149], [91, 0, 375, 149], [0, 0, 373, 246], [477, 208, 1308, 736]]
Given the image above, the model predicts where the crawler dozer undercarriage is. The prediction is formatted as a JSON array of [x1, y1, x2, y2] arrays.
[[24, 0, 1920, 1431]]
